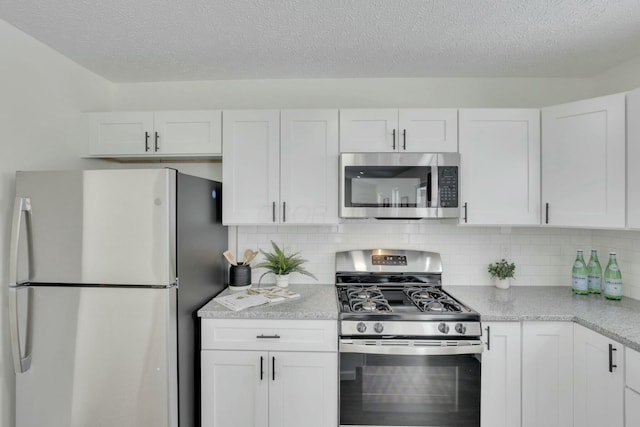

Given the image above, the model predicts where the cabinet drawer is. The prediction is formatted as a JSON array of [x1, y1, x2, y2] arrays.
[[627, 347, 640, 392], [201, 319, 337, 352]]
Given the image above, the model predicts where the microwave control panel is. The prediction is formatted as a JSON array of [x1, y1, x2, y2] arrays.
[[438, 166, 458, 208]]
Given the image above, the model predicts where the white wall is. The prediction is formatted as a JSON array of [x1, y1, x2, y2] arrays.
[[0, 18, 113, 427], [112, 77, 593, 110], [593, 55, 640, 96]]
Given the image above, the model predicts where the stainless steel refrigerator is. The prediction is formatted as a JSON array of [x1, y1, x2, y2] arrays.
[[8, 168, 227, 427]]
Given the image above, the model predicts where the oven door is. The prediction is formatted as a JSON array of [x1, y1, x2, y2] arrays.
[[339, 339, 482, 427], [340, 153, 438, 219]]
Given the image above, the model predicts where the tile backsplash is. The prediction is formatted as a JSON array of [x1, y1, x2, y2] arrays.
[[232, 220, 640, 291]]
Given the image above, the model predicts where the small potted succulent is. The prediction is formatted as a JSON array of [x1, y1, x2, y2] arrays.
[[254, 241, 317, 287], [488, 259, 516, 289]]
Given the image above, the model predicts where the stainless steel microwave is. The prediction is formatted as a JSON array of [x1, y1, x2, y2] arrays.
[[339, 152, 460, 219]]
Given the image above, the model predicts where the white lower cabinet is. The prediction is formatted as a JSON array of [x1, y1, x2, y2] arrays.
[[625, 347, 640, 427], [481, 322, 521, 427], [573, 324, 624, 427], [202, 351, 268, 427], [521, 322, 573, 427], [201, 319, 338, 427]]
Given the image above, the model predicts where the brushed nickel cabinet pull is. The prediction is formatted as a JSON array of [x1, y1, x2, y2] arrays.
[[256, 334, 281, 339]]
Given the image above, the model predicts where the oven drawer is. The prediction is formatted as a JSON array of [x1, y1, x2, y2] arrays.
[[201, 319, 338, 352]]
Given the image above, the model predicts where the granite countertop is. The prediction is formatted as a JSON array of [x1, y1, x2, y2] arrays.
[[197, 283, 339, 320], [449, 286, 640, 352]]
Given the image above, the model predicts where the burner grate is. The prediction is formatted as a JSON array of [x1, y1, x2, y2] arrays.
[[404, 286, 463, 313], [345, 286, 392, 313]]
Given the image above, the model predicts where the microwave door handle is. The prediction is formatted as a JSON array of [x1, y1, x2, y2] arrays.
[[340, 342, 483, 356], [432, 166, 439, 210]]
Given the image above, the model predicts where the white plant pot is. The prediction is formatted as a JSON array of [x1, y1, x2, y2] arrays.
[[494, 277, 512, 290], [275, 274, 290, 288]]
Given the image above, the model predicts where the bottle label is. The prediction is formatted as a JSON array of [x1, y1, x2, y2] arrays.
[[573, 274, 588, 292], [574, 261, 583, 269], [588, 275, 602, 290], [604, 279, 623, 297], [609, 264, 620, 272]]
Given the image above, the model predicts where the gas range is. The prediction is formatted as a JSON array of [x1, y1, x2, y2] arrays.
[[335, 249, 481, 338]]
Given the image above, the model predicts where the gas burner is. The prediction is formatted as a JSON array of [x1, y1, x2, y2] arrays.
[[354, 300, 388, 312], [404, 286, 446, 301], [415, 299, 462, 313], [344, 286, 392, 313], [347, 287, 382, 300]]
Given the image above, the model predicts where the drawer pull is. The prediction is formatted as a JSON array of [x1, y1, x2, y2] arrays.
[[257, 334, 281, 339]]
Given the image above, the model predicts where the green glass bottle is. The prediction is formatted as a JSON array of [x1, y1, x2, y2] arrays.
[[572, 250, 589, 295], [587, 249, 602, 294], [604, 252, 623, 300]]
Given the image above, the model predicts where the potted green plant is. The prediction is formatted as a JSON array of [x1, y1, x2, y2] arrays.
[[488, 259, 516, 289], [254, 241, 317, 287]]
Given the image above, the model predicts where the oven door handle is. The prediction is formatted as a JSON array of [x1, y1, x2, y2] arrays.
[[340, 341, 483, 356]]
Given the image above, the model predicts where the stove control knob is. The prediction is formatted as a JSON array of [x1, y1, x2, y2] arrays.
[[455, 323, 467, 334], [356, 322, 367, 333], [374, 323, 384, 333], [438, 323, 450, 334]]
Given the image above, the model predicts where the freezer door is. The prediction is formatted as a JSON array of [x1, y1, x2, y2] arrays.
[[15, 169, 176, 286], [15, 286, 178, 427]]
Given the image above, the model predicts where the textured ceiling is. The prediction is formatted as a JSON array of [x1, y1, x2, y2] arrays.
[[1, 0, 640, 82]]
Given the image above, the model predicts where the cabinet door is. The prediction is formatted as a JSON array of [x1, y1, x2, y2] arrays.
[[521, 322, 573, 427], [459, 109, 540, 225], [201, 350, 268, 427], [627, 388, 640, 427], [339, 109, 398, 152], [222, 110, 280, 224], [399, 108, 458, 152], [541, 93, 626, 228], [481, 322, 521, 427], [573, 324, 623, 427], [280, 110, 339, 224], [154, 110, 221, 155], [268, 352, 338, 427], [88, 112, 154, 155], [627, 89, 640, 229]]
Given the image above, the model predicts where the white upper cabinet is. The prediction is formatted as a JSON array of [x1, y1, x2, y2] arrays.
[[88, 111, 222, 157], [340, 108, 458, 152], [459, 109, 540, 225], [223, 109, 339, 225], [223, 110, 280, 224], [280, 110, 339, 224], [627, 89, 640, 229], [541, 94, 626, 228], [573, 324, 624, 427]]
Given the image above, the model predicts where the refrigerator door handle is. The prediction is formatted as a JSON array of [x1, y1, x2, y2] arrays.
[[9, 287, 31, 373], [9, 196, 33, 373]]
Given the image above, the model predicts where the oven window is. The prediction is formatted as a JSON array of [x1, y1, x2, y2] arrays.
[[344, 166, 431, 208], [340, 353, 480, 427]]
